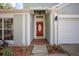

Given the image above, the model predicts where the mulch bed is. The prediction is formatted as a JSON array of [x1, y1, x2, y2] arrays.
[[12, 46, 33, 56], [0, 47, 4, 56], [0, 46, 33, 56], [47, 45, 64, 54]]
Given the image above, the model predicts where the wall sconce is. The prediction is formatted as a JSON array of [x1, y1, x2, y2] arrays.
[[55, 16, 58, 21]]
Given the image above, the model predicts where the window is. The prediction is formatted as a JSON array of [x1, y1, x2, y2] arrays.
[[0, 18, 13, 40], [0, 18, 2, 40], [36, 16, 43, 18]]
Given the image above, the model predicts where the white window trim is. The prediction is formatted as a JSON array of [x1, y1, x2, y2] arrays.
[[1, 17, 14, 41]]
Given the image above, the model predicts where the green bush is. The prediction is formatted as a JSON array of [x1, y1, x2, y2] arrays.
[[2, 47, 13, 56]]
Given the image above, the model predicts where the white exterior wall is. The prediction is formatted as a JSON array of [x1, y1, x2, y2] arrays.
[[59, 3, 79, 14], [14, 14, 23, 46], [58, 17, 79, 44]]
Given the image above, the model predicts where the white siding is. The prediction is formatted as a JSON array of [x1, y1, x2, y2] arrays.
[[58, 18, 79, 44], [59, 3, 79, 14]]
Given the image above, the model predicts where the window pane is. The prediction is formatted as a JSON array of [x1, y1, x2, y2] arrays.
[[36, 16, 43, 18], [4, 18, 8, 24], [0, 18, 2, 23], [4, 30, 13, 40], [4, 18, 13, 29], [0, 30, 2, 40], [4, 18, 13, 24], [4, 18, 13, 40], [0, 18, 2, 29], [4, 23, 13, 29], [0, 18, 2, 40], [7, 24, 13, 29], [0, 24, 2, 29]]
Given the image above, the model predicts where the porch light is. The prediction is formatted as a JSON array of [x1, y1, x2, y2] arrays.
[[55, 16, 58, 21]]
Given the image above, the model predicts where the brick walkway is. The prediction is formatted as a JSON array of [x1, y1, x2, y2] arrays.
[[31, 39, 49, 45]]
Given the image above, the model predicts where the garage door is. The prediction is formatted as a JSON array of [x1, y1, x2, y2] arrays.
[[58, 18, 79, 44]]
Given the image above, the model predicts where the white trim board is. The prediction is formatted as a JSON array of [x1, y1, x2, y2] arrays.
[[0, 13, 27, 18], [23, 14, 26, 46], [58, 15, 79, 18], [31, 7, 49, 10]]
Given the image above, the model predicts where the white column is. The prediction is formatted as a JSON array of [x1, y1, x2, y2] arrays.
[[53, 8, 58, 45], [50, 10, 54, 45], [54, 18, 58, 45], [2, 18, 4, 40], [27, 11, 31, 46], [23, 14, 26, 46]]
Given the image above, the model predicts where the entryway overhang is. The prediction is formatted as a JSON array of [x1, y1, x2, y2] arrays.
[[30, 7, 50, 15]]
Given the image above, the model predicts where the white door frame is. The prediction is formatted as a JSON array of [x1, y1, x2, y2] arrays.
[[34, 14, 45, 39]]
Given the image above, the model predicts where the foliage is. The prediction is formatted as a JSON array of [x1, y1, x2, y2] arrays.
[[0, 3, 13, 9], [21, 47, 28, 53], [2, 47, 13, 56]]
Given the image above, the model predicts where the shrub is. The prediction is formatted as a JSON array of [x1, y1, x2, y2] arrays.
[[2, 47, 13, 56]]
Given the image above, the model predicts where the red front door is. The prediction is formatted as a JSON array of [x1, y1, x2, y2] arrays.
[[36, 22, 43, 36]]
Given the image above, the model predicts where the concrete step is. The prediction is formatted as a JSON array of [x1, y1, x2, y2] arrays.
[[48, 54, 68, 56], [32, 53, 48, 56]]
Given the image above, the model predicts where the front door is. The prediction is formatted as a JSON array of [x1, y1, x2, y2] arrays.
[[34, 14, 45, 39], [36, 22, 43, 36]]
